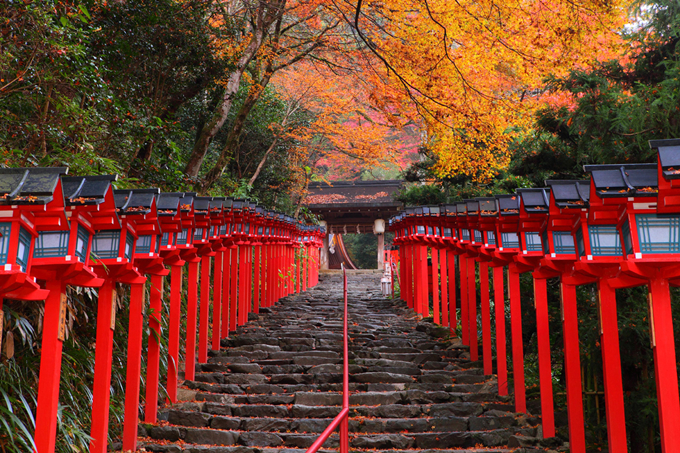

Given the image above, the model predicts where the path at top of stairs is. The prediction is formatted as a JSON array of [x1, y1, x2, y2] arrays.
[[137, 272, 562, 453]]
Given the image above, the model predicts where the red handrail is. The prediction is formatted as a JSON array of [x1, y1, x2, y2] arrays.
[[306, 267, 349, 453]]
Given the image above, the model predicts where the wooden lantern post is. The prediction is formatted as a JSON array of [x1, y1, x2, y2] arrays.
[[209, 198, 227, 351], [454, 202, 471, 345], [542, 179, 596, 453], [192, 196, 215, 365], [149, 192, 184, 408], [259, 210, 273, 308], [412, 207, 429, 317], [463, 200, 482, 362], [175, 193, 199, 381], [433, 208, 449, 328], [157, 193, 188, 404], [251, 205, 265, 309], [32, 172, 117, 453], [515, 188, 558, 438], [492, 194, 530, 413], [575, 163, 656, 452], [0, 167, 71, 453], [422, 206, 442, 324], [440, 205, 459, 334], [644, 139, 680, 453], [230, 199, 247, 327], [103, 188, 160, 452], [218, 199, 235, 338], [474, 198, 502, 378]]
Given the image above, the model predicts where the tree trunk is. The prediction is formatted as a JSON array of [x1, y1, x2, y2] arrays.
[[248, 138, 278, 186], [184, 30, 265, 177], [201, 67, 275, 189]]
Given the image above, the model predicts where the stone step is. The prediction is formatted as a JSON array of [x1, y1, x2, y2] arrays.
[[160, 413, 519, 433], [135, 272, 555, 451], [141, 426, 538, 449], [139, 442, 517, 453], [164, 400, 512, 419], [184, 380, 493, 395]]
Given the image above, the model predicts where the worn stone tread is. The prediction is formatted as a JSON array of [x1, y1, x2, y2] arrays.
[[136, 272, 547, 452]]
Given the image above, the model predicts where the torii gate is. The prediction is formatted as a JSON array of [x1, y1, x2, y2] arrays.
[[304, 180, 403, 269]]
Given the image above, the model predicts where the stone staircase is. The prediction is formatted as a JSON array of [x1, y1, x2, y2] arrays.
[[138, 272, 553, 452]]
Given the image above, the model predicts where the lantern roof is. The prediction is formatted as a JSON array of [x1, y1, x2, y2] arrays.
[[156, 192, 183, 216], [114, 189, 160, 215], [496, 194, 520, 215], [465, 199, 479, 215], [440, 204, 456, 216], [193, 196, 212, 215], [210, 198, 224, 212], [456, 202, 467, 215], [0, 167, 68, 205], [545, 180, 590, 208], [650, 138, 680, 180], [62, 175, 117, 206], [232, 198, 247, 210], [516, 188, 550, 213], [584, 163, 658, 198], [179, 193, 196, 212], [422, 205, 440, 216], [477, 198, 498, 216]]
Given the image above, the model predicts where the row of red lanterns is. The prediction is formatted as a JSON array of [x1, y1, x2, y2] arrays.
[[0, 169, 324, 452], [388, 138, 680, 453]]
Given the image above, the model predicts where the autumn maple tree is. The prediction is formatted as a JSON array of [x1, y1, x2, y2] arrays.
[[339, 0, 632, 182]]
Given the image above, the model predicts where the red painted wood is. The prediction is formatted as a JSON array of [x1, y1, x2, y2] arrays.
[[431, 247, 440, 324], [167, 264, 182, 403], [597, 278, 627, 452], [261, 245, 267, 306], [648, 278, 680, 453], [34, 279, 67, 453], [212, 251, 223, 349], [533, 277, 555, 438], [122, 282, 146, 451], [238, 246, 246, 325], [468, 258, 478, 361], [244, 247, 251, 320], [409, 245, 414, 308], [560, 283, 586, 453], [253, 246, 260, 313], [419, 245, 430, 317], [493, 266, 508, 396], [230, 247, 238, 330], [440, 250, 448, 327], [198, 255, 211, 363], [480, 262, 492, 375], [303, 247, 308, 292], [508, 266, 526, 413], [185, 260, 199, 381], [263, 245, 270, 307], [89, 279, 116, 453], [460, 255, 468, 345], [404, 245, 411, 308], [145, 274, 163, 423], [222, 248, 231, 335], [296, 249, 301, 293], [447, 250, 457, 335]]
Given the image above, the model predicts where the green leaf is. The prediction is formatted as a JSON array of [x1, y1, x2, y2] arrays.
[[79, 4, 91, 19], [60, 16, 69, 28]]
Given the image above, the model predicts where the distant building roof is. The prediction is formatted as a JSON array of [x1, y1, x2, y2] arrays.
[[304, 180, 404, 233], [304, 180, 403, 208]]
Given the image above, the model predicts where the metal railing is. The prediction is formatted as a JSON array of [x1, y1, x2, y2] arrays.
[[305, 266, 349, 453]]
